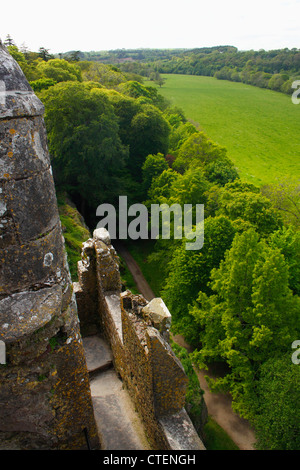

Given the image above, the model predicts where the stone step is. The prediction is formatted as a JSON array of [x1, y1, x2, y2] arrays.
[[90, 369, 150, 450], [82, 335, 113, 374]]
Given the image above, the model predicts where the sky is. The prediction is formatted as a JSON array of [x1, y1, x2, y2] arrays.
[[0, 0, 299, 53]]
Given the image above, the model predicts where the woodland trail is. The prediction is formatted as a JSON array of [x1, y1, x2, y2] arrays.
[[172, 334, 256, 450], [114, 241, 156, 301], [115, 241, 257, 451]]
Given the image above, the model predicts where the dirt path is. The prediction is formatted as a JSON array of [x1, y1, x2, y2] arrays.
[[114, 241, 156, 301], [196, 368, 256, 450], [115, 242, 256, 450]]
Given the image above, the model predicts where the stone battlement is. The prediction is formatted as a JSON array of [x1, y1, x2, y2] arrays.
[[74, 228, 205, 450]]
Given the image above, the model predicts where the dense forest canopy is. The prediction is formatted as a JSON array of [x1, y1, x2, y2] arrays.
[[71, 45, 300, 96], [2, 35, 300, 450]]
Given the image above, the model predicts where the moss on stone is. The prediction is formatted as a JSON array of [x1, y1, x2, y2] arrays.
[[57, 192, 91, 281]]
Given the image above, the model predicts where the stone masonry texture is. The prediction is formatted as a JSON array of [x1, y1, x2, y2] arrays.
[[75, 229, 205, 450], [0, 45, 99, 450]]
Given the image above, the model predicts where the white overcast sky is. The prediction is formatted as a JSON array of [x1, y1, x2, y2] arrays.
[[1, 0, 299, 53]]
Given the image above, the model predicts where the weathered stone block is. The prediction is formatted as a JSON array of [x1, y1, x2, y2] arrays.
[[142, 297, 172, 340], [95, 240, 121, 292], [77, 239, 97, 292], [159, 409, 206, 450], [0, 116, 50, 180], [0, 182, 16, 248], [0, 46, 44, 119], [5, 169, 59, 244], [146, 327, 188, 418], [93, 227, 111, 246], [0, 284, 62, 343], [0, 222, 65, 294]]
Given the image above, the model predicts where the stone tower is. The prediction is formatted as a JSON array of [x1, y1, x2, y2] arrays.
[[0, 44, 99, 449]]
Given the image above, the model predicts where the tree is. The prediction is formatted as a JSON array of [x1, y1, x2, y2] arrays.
[[253, 354, 300, 450], [42, 81, 128, 219], [117, 80, 168, 110], [268, 226, 300, 295], [173, 131, 228, 174], [101, 89, 140, 146], [268, 73, 288, 91], [30, 78, 57, 92], [190, 228, 300, 418], [4, 34, 15, 47], [127, 104, 170, 181], [204, 159, 239, 186], [142, 153, 169, 192], [155, 76, 166, 87], [216, 181, 283, 236], [261, 177, 300, 228], [38, 47, 53, 61], [68, 50, 81, 62], [166, 167, 211, 207], [168, 121, 197, 154], [37, 59, 82, 83], [162, 215, 236, 345], [147, 168, 180, 204], [7, 46, 26, 65], [81, 62, 127, 87]]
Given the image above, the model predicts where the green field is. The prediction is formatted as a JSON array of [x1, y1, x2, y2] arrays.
[[153, 74, 300, 185]]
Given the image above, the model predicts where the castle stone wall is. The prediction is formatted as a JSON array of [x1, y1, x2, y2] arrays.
[[0, 45, 99, 450], [74, 228, 206, 450]]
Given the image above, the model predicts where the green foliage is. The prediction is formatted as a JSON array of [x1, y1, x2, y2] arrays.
[[42, 81, 128, 212], [101, 89, 140, 145], [162, 216, 236, 344], [147, 168, 180, 204], [204, 159, 239, 186], [57, 193, 91, 281], [36, 58, 82, 83], [190, 228, 300, 418], [253, 355, 300, 450], [7, 45, 26, 64], [268, 226, 300, 295], [202, 417, 239, 450], [7, 40, 299, 450], [261, 177, 300, 229], [170, 340, 206, 435], [167, 167, 210, 207], [30, 78, 57, 92], [80, 61, 128, 87], [7, 45, 42, 81], [173, 132, 228, 174], [117, 80, 168, 110], [142, 153, 169, 192], [216, 181, 283, 236], [126, 104, 170, 181], [168, 121, 197, 154]]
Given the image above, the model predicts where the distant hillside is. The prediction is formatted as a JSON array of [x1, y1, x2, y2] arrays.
[[60, 46, 237, 64], [62, 46, 300, 97]]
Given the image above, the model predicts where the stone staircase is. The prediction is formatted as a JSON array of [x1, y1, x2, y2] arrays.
[[82, 334, 151, 450]]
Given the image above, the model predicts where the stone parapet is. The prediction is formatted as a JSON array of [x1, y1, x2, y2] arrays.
[[75, 228, 205, 450]]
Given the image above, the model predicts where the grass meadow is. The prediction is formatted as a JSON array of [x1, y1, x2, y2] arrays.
[[152, 74, 300, 186]]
